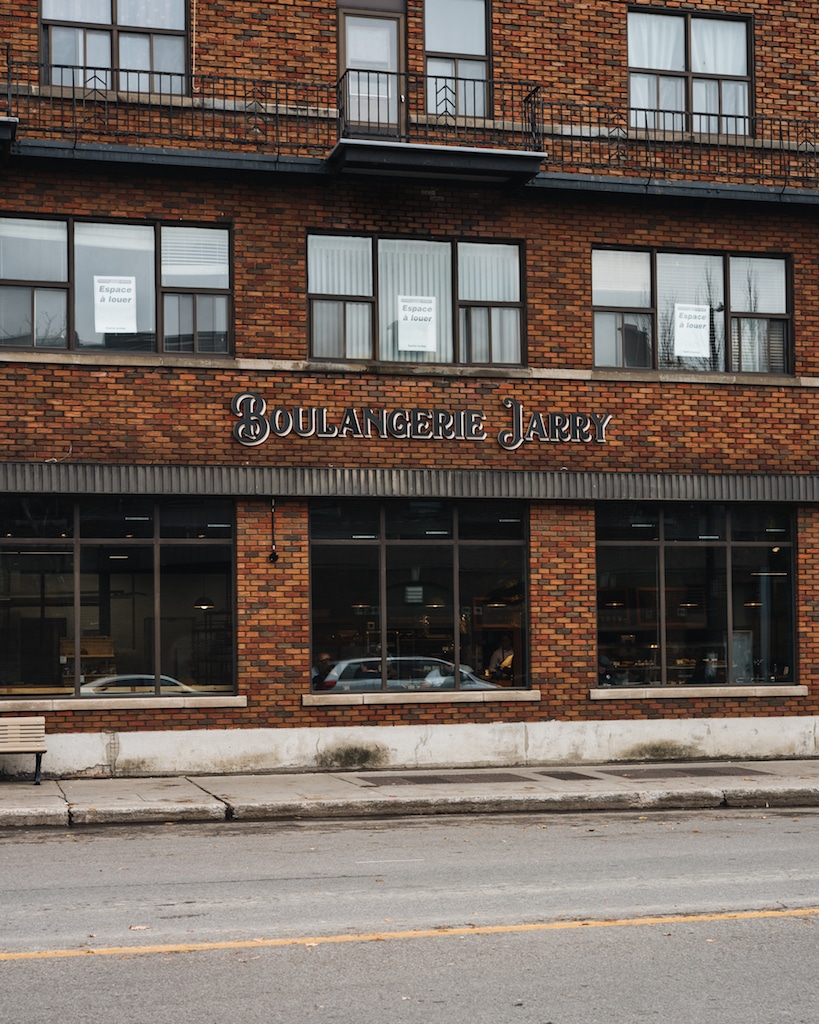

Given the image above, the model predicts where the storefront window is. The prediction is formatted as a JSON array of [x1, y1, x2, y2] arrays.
[[596, 503, 794, 686], [310, 500, 527, 692], [0, 497, 234, 697]]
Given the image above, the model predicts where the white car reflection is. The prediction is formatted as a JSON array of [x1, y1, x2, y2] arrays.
[[313, 656, 502, 693], [80, 674, 200, 694]]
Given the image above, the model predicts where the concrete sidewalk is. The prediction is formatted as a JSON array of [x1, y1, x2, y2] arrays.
[[4, 759, 819, 827]]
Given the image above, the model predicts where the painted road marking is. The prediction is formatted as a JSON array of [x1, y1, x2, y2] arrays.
[[3, 906, 818, 962]]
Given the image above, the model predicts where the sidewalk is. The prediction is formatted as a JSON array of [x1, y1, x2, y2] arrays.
[[4, 759, 819, 827]]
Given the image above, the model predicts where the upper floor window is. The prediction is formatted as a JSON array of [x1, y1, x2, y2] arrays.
[[425, 0, 488, 117], [628, 10, 750, 134], [593, 249, 789, 374], [0, 217, 230, 355], [42, 0, 187, 94], [308, 234, 522, 366]]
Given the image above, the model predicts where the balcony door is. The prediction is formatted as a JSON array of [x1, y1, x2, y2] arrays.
[[341, 13, 404, 134]]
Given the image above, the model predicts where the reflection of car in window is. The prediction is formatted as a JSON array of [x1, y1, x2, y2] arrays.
[[80, 674, 199, 694], [315, 657, 503, 692]]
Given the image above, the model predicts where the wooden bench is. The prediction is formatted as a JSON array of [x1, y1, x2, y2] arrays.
[[0, 717, 47, 785]]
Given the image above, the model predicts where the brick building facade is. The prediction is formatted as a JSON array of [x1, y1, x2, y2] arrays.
[[1, 2, 818, 776]]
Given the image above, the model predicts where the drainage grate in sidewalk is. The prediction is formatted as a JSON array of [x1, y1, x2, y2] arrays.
[[598, 765, 773, 779], [535, 770, 598, 781], [363, 772, 529, 787]]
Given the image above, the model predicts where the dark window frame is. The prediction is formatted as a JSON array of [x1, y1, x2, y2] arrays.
[[627, 7, 753, 135], [41, 0, 189, 93], [0, 215, 233, 355], [596, 503, 795, 688], [307, 231, 525, 367], [310, 499, 529, 693], [592, 246, 791, 374]]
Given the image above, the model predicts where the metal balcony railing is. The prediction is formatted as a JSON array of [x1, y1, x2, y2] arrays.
[[6, 52, 819, 189]]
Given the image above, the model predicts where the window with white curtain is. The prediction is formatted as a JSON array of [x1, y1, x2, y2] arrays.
[[307, 234, 522, 365], [42, 0, 186, 93], [0, 216, 231, 354], [425, 0, 488, 117], [593, 249, 789, 374], [628, 11, 750, 134]]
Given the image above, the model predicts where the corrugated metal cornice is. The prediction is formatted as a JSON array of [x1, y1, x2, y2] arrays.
[[1, 462, 819, 503]]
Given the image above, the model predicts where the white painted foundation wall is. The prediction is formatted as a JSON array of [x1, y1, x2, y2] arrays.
[[4, 717, 819, 779]]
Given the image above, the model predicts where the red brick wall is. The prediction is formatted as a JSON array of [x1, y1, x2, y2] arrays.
[[5, 1, 818, 117]]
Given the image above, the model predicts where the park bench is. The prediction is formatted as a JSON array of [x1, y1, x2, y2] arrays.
[[0, 716, 47, 784]]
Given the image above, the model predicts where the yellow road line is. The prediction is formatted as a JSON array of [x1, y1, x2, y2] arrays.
[[3, 906, 818, 962]]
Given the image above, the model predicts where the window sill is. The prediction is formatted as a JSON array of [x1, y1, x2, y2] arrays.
[[590, 685, 807, 700], [303, 689, 541, 706], [0, 696, 247, 711]]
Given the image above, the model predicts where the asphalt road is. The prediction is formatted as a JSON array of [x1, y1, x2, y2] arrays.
[[2, 809, 818, 1023]]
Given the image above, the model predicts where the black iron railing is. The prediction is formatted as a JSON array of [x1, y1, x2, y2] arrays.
[[7, 53, 819, 188]]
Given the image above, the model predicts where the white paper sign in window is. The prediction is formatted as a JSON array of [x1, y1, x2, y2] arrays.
[[94, 276, 137, 334], [397, 296, 436, 352], [674, 303, 710, 357]]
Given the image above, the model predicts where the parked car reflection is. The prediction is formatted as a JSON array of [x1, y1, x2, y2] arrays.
[[80, 674, 200, 694], [313, 656, 502, 693]]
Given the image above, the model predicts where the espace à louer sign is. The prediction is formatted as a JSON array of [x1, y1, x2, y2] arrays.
[[232, 392, 612, 452]]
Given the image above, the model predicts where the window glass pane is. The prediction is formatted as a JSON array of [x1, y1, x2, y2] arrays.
[[460, 544, 525, 686], [161, 228, 229, 289], [731, 318, 785, 373], [50, 26, 82, 74], [656, 252, 724, 370], [86, 30, 112, 71], [665, 547, 728, 684], [427, 58, 457, 115], [160, 499, 234, 540], [195, 294, 229, 353], [425, 0, 486, 55], [346, 302, 373, 359], [74, 222, 156, 349], [732, 546, 793, 683], [34, 289, 68, 348], [119, 31, 150, 70], [592, 250, 650, 307], [0, 497, 73, 538], [311, 501, 380, 541], [386, 545, 455, 669], [153, 35, 186, 88], [460, 502, 525, 540], [596, 504, 659, 542], [0, 550, 74, 696], [594, 311, 652, 368], [163, 293, 194, 352], [43, 0, 111, 23], [311, 300, 345, 358], [691, 18, 747, 75], [664, 504, 726, 541], [730, 258, 786, 314], [386, 501, 452, 540], [491, 307, 520, 363], [460, 306, 490, 363], [597, 545, 661, 686], [80, 498, 155, 538], [731, 507, 791, 543], [80, 545, 155, 685], [378, 239, 452, 362], [161, 545, 233, 693], [308, 236, 372, 296], [0, 286, 32, 346], [628, 12, 685, 71], [0, 219, 68, 282], [311, 545, 381, 690], [119, 0, 186, 31], [458, 243, 519, 302]]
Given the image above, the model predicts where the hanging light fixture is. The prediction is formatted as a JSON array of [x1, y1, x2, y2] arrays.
[[193, 595, 215, 610]]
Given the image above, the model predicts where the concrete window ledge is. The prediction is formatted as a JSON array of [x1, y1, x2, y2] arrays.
[[303, 689, 541, 706], [0, 696, 248, 712], [590, 685, 808, 700]]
